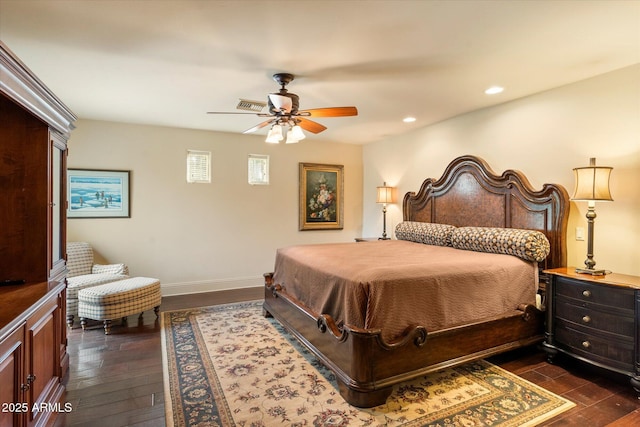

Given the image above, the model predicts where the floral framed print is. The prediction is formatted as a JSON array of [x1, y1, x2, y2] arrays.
[[67, 169, 130, 218], [299, 163, 344, 230]]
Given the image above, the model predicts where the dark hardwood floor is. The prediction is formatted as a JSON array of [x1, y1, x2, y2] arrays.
[[55, 288, 639, 426]]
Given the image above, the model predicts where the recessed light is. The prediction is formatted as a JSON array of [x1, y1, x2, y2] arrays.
[[403, 117, 416, 123], [485, 86, 504, 95]]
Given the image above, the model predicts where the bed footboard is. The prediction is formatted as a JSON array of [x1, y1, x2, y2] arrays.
[[263, 272, 545, 408]]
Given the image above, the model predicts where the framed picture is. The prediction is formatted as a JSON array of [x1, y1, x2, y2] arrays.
[[299, 163, 344, 230], [67, 169, 130, 218]]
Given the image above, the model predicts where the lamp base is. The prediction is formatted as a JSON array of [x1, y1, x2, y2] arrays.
[[575, 268, 607, 276]]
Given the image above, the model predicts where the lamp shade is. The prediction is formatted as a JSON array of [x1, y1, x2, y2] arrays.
[[571, 158, 613, 201], [285, 128, 299, 144], [290, 125, 306, 141], [268, 93, 293, 113], [265, 124, 283, 143], [376, 182, 395, 204]]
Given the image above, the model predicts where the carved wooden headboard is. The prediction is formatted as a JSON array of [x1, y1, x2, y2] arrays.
[[403, 155, 570, 270]]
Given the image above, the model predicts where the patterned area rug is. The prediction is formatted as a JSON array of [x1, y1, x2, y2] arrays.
[[161, 300, 574, 426]]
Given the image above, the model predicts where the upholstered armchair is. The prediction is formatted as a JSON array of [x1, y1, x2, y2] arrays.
[[66, 242, 129, 327]]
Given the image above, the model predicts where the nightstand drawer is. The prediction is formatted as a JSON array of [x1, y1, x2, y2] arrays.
[[555, 297, 635, 337], [555, 276, 635, 310], [555, 321, 634, 371]]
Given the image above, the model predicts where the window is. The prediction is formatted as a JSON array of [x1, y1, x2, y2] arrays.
[[186, 150, 211, 183], [248, 154, 269, 185]]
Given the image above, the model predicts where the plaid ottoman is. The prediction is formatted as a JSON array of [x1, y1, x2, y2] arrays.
[[77, 277, 162, 334]]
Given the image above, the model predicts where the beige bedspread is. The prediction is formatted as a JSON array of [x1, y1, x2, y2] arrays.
[[272, 240, 538, 342]]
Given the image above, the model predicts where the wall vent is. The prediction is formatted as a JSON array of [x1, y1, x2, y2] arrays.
[[237, 99, 266, 112]]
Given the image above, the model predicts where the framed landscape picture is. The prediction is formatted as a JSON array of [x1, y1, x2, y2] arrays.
[[67, 169, 130, 218], [299, 163, 343, 230]]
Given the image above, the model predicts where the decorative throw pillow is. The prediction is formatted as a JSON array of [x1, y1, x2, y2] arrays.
[[395, 221, 456, 247], [450, 227, 550, 262], [92, 263, 129, 275]]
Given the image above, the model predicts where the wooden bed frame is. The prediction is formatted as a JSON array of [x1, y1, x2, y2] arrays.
[[263, 155, 570, 407]]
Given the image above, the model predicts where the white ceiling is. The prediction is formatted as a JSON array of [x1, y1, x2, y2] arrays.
[[1, 0, 639, 145]]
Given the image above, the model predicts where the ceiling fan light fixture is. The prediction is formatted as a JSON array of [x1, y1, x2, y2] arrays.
[[208, 73, 357, 143], [290, 125, 306, 141], [265, 124, 283, 143], [285, 128, 300, 144], [268, 93, 293, 113]]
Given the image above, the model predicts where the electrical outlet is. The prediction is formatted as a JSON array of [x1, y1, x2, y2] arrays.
[[576, 227, 585, 241]]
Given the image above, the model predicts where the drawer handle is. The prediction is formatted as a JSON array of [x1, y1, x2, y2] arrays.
[[582, 290, 591, 298], [582, 341, 591, 349], [582, 315, 591, 323]]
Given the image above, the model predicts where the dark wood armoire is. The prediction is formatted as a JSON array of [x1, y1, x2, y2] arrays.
[[0, 41, 76, 427]]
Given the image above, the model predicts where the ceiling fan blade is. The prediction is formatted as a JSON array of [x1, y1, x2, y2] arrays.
[[243, 119, 275, 134], [297, 118, 327, 134], [298, 106, 358, 118], [207, 111, 259, 115], [207, 111, 273, 118]]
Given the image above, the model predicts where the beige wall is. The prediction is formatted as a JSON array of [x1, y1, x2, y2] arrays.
[[363, 64, 640, 276], [67, 121, 363, 295]]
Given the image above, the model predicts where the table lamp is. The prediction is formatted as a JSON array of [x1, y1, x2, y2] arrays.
[[376, 182, 395, 239], [571, 158, 613, 275]]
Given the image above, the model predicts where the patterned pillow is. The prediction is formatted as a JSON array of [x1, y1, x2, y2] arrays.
[[450, 227, 550, 262], [92, 263, 129, 275], [395, 221, 456, 247]]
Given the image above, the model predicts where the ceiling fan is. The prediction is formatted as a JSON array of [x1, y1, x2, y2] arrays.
[[207, 73, 358, 143]]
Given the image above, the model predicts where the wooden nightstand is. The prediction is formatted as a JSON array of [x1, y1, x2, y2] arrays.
[[542, 267, 640, 395]]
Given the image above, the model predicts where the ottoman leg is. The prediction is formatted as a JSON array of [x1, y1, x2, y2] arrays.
[[80, 318, 87, 330], [154, 306, 160, 317], [67, 314, 75, 328], [103, 320, 112, 335]]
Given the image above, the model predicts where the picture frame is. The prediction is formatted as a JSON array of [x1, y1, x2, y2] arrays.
[[299, 163, 344, 230], [67, 169, 130, 218]]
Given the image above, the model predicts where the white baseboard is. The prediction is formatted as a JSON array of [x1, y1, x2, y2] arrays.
[[160, 275, 263, 296]]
